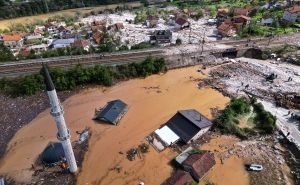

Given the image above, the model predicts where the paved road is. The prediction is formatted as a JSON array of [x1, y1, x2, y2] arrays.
[[261, 101, 300, 150]]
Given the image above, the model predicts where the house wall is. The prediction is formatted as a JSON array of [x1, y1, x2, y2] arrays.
[[182, 165, 200, 182], [4, 39, 23, 48], [283, 11, 300, 22], [261, 18, 274, 25], [188, 126, 210, 143]]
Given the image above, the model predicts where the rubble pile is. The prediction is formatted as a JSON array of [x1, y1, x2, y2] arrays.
[[206, 58, 300, 104], [0, 91, 74, 159], [80, 10, 217, 46], [214, 135, 290, 185]]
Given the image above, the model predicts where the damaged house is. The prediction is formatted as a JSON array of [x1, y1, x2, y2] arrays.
[[165, 109, 213, 144], [94, 99, 128, 125]]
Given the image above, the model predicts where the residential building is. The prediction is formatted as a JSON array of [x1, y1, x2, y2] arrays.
[[283, 5, 300, 23], [34, 26, 45, 34], [25, 34, 43, 44], [217, 8, 230, 23], [94, 99, 128, 125], [2, 32, 24, 48], [154, 125, 180, 147], [163, 170, 195, 185], [51, 38, 75, 48], [217, 22, 236, 37], [146, 15, 159, 28], [28, 44, 48, 53], [261, 14, 274, 25], [165, 109, 213, 144], [113, 23, 125, 31], [92, 31, 103, 44], [72, 39, 90, 51], [233, 15, 251, 24], [233, 7, 249, 16], [232, 15, 251, 29], [44, 22, 58, 34], [175, 17, 190, 30], [149, 30, 172, 44], [182, 152, 216, 182]]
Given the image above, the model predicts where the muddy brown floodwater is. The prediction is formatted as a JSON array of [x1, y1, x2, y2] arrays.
[[199, 135, 250, 185], [0, 66, 231, 185]]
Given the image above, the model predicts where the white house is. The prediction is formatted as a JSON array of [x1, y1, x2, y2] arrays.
[[51, 39, 75, 48], [28, 44, 48, 53], [283, 5, 300, 23]]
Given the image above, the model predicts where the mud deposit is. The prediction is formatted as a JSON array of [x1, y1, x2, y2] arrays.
[[0, 66, 229, 185]]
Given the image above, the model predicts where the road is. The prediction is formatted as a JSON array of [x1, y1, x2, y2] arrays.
[[261, 101, 300, 151]]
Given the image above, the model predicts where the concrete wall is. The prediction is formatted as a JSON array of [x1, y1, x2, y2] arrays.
[[165, 52, 217, 69], [189, 127, 210, 143]]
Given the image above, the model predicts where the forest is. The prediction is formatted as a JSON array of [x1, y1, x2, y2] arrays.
[[0, 0, 138, 19], [0, 56, 166, 96]]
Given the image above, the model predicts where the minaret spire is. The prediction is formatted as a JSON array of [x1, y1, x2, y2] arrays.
[[42, 64, 78, 173]]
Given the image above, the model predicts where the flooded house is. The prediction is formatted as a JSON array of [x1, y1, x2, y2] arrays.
[[165, 109, 213, 144], [163, 170, 195, 185], [182, 152, 216, 182], [94, 99, 128, 125]]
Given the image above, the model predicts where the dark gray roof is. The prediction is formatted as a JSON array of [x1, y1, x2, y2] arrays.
[[95, 99, 128, 124], [178, 110, 212, 129], [166, 109, 212, 143], [41, 143, 65, 165]]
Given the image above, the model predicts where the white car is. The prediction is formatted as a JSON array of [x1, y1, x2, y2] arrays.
[[245, 164, 263, 172]]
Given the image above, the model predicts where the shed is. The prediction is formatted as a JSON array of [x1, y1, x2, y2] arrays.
[[166, 110, 213, 143], [154, 125, 180, 146], [94, 99, 128, 125], [41, 143, 65, 166]]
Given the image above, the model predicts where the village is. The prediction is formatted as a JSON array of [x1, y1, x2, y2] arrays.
[[0, 1, 299, 60], [0, 1, 300, 185]]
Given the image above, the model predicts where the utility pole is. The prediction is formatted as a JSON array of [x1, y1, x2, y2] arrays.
[[42, 64, 78, 173], [201, 30, 206, 55]]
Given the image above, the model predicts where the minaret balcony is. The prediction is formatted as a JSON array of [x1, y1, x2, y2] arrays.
[[57, 129, 71, 141]]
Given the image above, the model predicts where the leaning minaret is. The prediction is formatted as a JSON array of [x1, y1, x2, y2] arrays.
[[42, 64, 78, 173]]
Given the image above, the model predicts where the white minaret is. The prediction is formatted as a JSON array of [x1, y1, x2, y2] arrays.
[[42, 64, 78, 173]]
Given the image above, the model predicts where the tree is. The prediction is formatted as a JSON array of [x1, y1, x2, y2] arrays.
[[0, 43, 15, 62], [140, 0, 149, 7], [176, 38, 182, 45]]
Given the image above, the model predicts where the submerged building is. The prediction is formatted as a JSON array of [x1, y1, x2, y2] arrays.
[[165, 109, 213, 144], [41, 143, 65, 166], [94, 99, 128, 125]]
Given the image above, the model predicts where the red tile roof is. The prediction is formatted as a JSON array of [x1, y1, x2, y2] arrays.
[[114, 23, 125, 30], [2, 32, 24, 42], [183, 152, 216, 180], [233, 15, 252, 21], [163, 170, 195, 185], [218, 22, 235, 36], [93, 31, 103, 44], [234, 8, 249, 16], [175, 17, 188, 26], [287, 5, 300, 13], [73, 39, 90, 48]]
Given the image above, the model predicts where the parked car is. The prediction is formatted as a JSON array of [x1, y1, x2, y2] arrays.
[[245, 164, 263, 171]]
